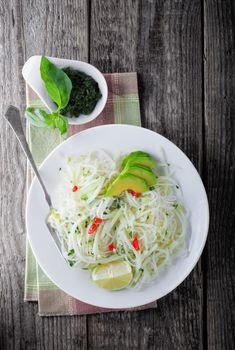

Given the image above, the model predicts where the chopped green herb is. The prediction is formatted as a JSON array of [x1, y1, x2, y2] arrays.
[[176, 185, 179, 189], [149, 186, 155, 191], [68, 260, 75, 267], [61, 68, 102, 117], [81, 194, 88, 200], [139, 268, 144, 273], [172, 203, 179, 209], [68, 249, 75, 256], [116, 247, 121, 254]]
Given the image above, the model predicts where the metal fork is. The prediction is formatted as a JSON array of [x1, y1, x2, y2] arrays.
[[4, 105, 63, 256]]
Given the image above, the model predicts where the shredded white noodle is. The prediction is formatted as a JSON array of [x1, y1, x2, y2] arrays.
[[48, 149, 188, 289]]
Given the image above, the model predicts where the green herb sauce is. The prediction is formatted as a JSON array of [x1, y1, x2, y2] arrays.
[[61, 68, 102, 117]]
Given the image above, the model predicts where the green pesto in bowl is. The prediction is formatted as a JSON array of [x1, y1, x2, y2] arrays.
[[61, 67, 102, 118]]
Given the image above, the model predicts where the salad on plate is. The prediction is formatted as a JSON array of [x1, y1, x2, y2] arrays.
[[48, 149, 188, 291]]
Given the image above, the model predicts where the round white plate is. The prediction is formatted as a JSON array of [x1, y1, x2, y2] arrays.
[[26, 125, 209, 309]]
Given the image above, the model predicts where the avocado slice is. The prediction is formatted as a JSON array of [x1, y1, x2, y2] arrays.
[[122, 151, 151, 167], [122, 151, 156, 169], [125, 155, 156, 169], [124, 164, 157, 186], [106, 173, 148, 197]]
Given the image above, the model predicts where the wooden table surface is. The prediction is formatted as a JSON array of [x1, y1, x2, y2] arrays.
[[0, 1, 234, 349]]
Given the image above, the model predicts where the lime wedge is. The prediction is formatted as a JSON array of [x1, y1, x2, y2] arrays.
[[92, 260, 133, 290]]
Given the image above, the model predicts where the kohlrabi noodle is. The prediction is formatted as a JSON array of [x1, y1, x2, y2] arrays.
[[48, 149, 188, 289]]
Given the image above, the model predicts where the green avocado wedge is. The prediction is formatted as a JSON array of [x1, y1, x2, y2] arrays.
[[123, 164, 157, 186], [106, 173, 148, 197], [125, 155, 156, 169], [122, 151, 153, 168]]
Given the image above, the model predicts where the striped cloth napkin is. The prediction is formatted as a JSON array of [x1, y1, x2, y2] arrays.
[[24, 72, 158, 316]]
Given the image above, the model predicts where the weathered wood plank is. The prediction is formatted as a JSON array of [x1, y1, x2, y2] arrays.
[[204, 1, 235, 349], [88, 1, 204, 349], [1, 0, 234, 348], [0, 1, 88, 349]]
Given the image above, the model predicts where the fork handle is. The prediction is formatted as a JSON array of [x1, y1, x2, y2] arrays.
[[4, 105, 52, 207]]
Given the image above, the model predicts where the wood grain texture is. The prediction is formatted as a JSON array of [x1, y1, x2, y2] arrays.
[[204, 1, 235, 349], [0, 0, 235, 349], [0, 1, 88, 349], [0, 1, 28, 349], [89, 1, 204, 349]]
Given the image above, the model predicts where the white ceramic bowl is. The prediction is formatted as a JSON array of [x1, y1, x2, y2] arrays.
[[22, 56, 108, 125], [26, 125, 209, 309]]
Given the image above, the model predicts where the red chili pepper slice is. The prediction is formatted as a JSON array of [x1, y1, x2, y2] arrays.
[[132, 236, 140, 251], [128, 190, 141, 198], [72, 185, 79, 192], [108, 243, 116, 251], [88, 223, 97, 234], [94, 217, 103, 224]]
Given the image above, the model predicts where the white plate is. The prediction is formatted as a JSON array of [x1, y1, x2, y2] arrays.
[[26, 125, 209, 309], [22, 56, 108, 125]]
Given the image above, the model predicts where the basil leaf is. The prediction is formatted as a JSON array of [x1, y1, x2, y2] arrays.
[[52, 113, 68, 135], [25, 107, 52, 128], [45, 112, 68, 135], [25, 108, 68, 135], [40, 56, 72, 110]]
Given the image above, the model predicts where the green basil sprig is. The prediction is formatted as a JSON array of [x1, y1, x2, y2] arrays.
[[25, 107, 68, 135], [40, 56, 72, 110], [25, 56, 72, 135]]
